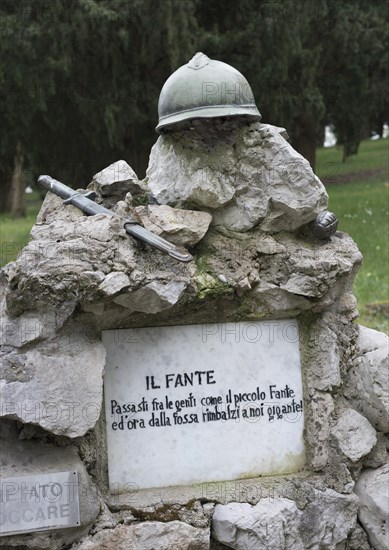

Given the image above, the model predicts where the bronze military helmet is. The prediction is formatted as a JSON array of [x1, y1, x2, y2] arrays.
[[156, 52, 261, 133]]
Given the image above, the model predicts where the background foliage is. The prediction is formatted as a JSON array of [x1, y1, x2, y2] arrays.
[[0, 0, 388, 212]]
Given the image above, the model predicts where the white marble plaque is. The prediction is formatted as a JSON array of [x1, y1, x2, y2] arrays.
[[103, 320, 305, 491], [0, 471, 80, 536]]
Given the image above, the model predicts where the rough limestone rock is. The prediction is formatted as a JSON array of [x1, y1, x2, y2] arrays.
[[354, 464, 389, 550], [0, 421, 101, 549], [73, 521, 210, 550], [363, 432, 389, 469], [98, 271, 131, 296], [344, 325, 389, 433], [135, 204, 212, 246], [0, 319, 105, 437], [305, 319, 341, 391], [303, 391, 335, 471], [299, 489, 358, 549], [212, 499, 304, 549], [0, 186, 361, 334], [146, 121, 328, 232], [112, 280, 189, 313], [0, 295, 73, 348], [212, 490, 358, 550], [188, 228, 361, 320], [332, 409, 377, 463], [0, 191, 197, 323], [345, 523, 372, 550], [90, 159, 144, 199]]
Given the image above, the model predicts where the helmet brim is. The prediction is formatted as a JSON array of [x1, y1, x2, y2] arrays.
[[156, 105, 261, 133]]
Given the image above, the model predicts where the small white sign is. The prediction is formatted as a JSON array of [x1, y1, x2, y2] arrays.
[[103, 320, 305, 491], [0, 471, 80, 536]]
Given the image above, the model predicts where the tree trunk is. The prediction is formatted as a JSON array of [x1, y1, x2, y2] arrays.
[[378, 114, 385, 138], [10, 143, 26, 218], [0, 166, 13, 213], [342, 140, 360, 163], [291, 112, 317, 171]]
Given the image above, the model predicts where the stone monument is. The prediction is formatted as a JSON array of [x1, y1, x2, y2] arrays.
[[0, 53, 388, 549]]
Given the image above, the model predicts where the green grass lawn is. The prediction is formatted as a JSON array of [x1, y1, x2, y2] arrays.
[[316, 139, 389, 333], [0, 193, 42, 268], [1, 139, 388, 332], [316, 138, 388, 183]]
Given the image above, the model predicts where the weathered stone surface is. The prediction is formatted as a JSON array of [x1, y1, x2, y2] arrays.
[[2, 188, 361, 332], [90, 502, 117, 533], [146, 121, 328, 233], [363, 432, 389, 469], [0, 421, 101, 549], [332, 409, 377, 462], [135, 204, 212, 246], [213, 490, 358, 550], [90, 159, 143, 198], [344, 523, 371, 550], [305, 320, 341, 391], [299, 488, 358, 549], [212, 499, 304, 549], [98, 271, 130, 296], [73, 521, 210, 550], [305, 391, 335, 471], [2, 191, 196, 327], [0, 320, 105, 437], [344, 325, 389, 432], [354, 464, 389, 550], [255, 235, 286, 255], [0, 303, 71, 348], [356, 324, 389, 352], [112, 280, 188, 313], [334, 292, 359, 321], [196, 228, 361, 313], [108, 500, 210, 530], [3, 195, 131, 317]]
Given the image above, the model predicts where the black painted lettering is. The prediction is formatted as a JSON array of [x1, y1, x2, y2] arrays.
[[183, 372, 194, 386], [206, 370, 216, 384], [194, 371, 205, 384], [175, 373, 183, 387], [146, 376, 161, 390], [165, 373, 174, 388], [165, 396, 173, 409]]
